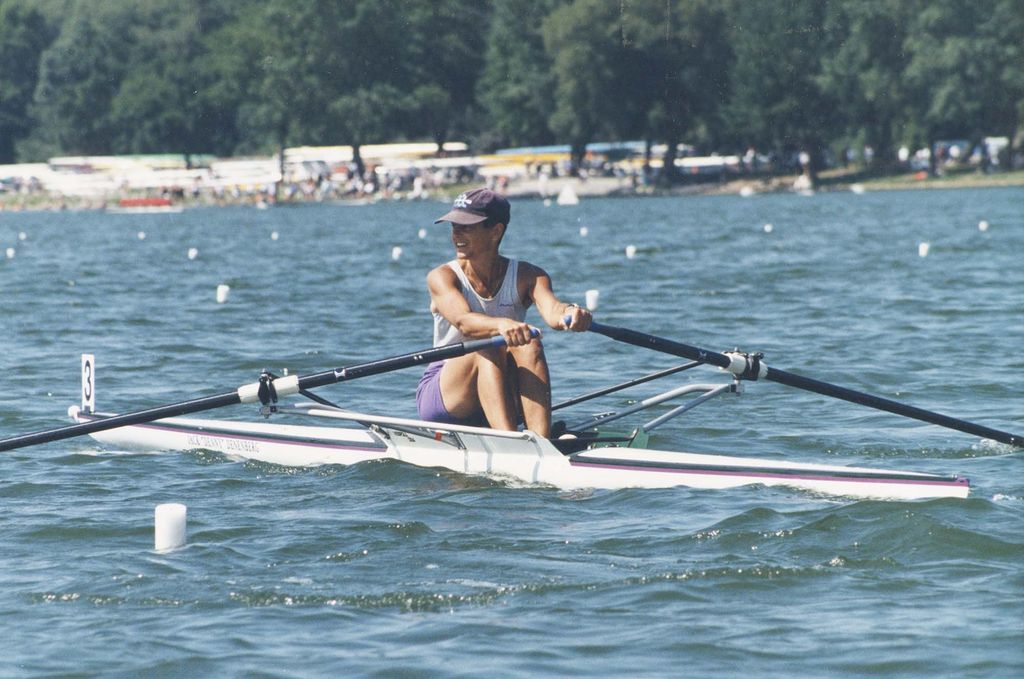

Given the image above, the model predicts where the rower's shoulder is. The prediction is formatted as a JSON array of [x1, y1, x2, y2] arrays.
[[520, 259, 552, 282], [427, 260, 458, 277], [427, 262, 460, 289], [515, 259, 549, 280]]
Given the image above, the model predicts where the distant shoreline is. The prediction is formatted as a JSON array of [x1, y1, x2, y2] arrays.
[[502, 168, 1024, 199], [1, 168, 1021, 213]]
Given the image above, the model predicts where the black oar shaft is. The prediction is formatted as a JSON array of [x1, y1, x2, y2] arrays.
[[0, 392, 241, 452], [0, 335, 509, 453], [590, 321, 1023, 448], [588, 322, 732, 370], [765, 367, 1022, 446]]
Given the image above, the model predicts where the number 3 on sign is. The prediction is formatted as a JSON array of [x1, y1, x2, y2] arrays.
[[81, 354, 95, 413]]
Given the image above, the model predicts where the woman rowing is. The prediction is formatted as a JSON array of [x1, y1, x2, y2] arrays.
[[416, 188, 591, 437]]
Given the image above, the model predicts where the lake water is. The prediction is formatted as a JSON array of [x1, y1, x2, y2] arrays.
[[1, 187, 1022, 676]]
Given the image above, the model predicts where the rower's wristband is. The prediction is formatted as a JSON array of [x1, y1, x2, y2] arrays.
[[565, 303, 579, 312]]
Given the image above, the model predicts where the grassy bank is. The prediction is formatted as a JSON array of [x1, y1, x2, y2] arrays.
[[803, 165, 1023, 191]]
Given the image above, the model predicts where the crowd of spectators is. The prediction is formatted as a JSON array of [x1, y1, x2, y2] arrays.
[[2, 139, 1021, 212]]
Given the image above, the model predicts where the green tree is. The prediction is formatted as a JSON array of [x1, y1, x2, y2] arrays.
[[200, 1, 269, 156], [542, 0, 729, 180], [107, 0, 244, 162], [904, 0, 1024, 173], [985, 0, 1024, 168], [819, 0, 912, 171], [305, 0, 414, 175], [26, 5, 132, 157], [478, 0, 562, 149], [22, 0, 243, 161], [330, 85, 406, 179], [402, 0, 492, 151], [0, 0, 55, 162], [408, 83, 453, 149], [234, 0, 333, 192], [624, 0, 731, 183], [725, 0, 839, 184], [542, 0, 631, 171]]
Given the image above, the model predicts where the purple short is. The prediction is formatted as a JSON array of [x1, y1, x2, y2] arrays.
[[415, 361, 488, 427]]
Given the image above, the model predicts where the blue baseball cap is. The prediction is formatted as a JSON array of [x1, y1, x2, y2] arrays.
[[434, 188, 511, 226]]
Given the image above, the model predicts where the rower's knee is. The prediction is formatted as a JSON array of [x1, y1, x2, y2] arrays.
[[509, 338, 545, 365], [476, 345, 510, 372]]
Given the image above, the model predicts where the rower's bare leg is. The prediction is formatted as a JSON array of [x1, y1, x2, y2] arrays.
[[438, 349, 519, 430], [509, 341, 552, 437]]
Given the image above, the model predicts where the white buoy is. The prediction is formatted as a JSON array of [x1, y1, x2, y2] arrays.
[[625, 244, 637, 259], [543, 198, 552, 207], [154, 503, 187, 552], [216, 284, 230, 303], [918, 242, 930, 257], [556, 185, 580, 206], [18, 231, 27, 241], [585, 289, 600, 311], [850, 183, 865, 194], [5, 247, 14, 259], [978, 220, 989, 232], [187, 247, 199, 260], [579, 226, 589, 237], [137, 231, 146, 240], [391, 245, 402, 261], [763, 223, 773, 233], [739, 186, 754, 197], [418, 228, 427, 239], [271, 231, 279, 241]]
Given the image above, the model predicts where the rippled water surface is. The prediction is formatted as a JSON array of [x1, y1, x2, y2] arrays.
[[1, 187, 1022, 676]]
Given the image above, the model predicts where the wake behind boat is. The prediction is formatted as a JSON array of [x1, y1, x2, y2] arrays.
[[3, 323, 1018, 501]]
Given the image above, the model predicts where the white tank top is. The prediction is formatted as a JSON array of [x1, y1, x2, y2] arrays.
[[433, 258, 527, 346]]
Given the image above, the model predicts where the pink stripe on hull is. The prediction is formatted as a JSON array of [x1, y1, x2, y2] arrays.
[[84, 416, 385, 454], [569, 459, 969, 488]]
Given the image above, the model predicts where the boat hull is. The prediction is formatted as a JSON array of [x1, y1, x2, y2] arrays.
[[70, 410, 969, 500]]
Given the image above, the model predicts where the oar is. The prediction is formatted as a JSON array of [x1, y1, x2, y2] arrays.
[[0, 334, 522, 453], [588, 321, 1024, 447]]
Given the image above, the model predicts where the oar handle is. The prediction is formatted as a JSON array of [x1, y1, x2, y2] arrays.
[[304, 329, 538, 389]]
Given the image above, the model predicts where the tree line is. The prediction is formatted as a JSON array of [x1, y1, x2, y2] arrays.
[[1, 0, 1021, 183]]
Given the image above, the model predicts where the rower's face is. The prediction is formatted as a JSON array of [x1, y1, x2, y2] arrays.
[[451, 221, 498, 256]]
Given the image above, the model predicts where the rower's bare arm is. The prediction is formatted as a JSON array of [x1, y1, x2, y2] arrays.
[[426, 267, 535, 345], [525, 263, 592, 332]]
